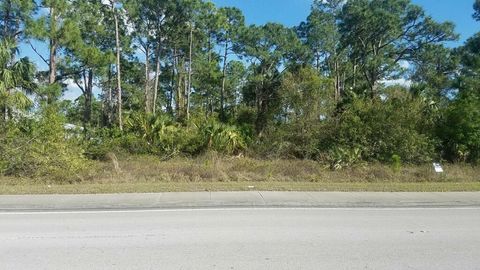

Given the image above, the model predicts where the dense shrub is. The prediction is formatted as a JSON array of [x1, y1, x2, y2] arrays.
[[90, 113, 250, 157], [328, 146, 363, 170], [196, 117, 248, 155], [253, 67, 335, 160], [333, 96, 438, 163], [0, 106, 88, 180], [121, 113, 202, 156], [440, 92, 480, 162], [82, 127, 123, 160], [252, 91, 438, 165], [253, 121, 329, 159]]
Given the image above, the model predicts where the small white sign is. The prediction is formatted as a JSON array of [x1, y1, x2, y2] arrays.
[[433, 163, 444, 173]]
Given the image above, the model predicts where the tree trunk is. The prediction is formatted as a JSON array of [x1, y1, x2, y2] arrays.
[[144, 43, 150, 114], [167, 60, 174, 115], [153, 42, 161, 115], [315, 52, 320, 72], [2, 106, 7, 122], [369, 67, 378, 99], [184, 69, 188, 112], [2, 89, 9, 122], [254, 76, 266, 136], [186, 25, 193, 120], [369, 48, 380, 99], [112, 1, 123, 130], [102, 65, 113, 127], [48, 40, 57, 84], [3, 0, 11, 39], [1, 0, 9, 121], [255, 96, 268, 136], [173, 48, 180, 117], [175, 58, 183, 119], [207, 32, 212, 63], [353, 61, 357, 89], [220, 39, 228, 121], [48, 7, 57, 85], [83, 69, 93, 128], [334, 59, 341, 102], [107, 65, 113, 126]]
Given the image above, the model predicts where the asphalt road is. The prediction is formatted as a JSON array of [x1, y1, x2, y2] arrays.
[[1, 207, 480, 270]]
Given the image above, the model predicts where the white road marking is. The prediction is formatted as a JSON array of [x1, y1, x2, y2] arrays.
[[0, 207, 479, 215]]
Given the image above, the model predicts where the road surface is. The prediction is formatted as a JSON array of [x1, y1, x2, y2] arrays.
[[1, 207, 480, 269]]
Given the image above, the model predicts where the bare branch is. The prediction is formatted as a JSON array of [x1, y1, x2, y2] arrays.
[[27, 41, 49, 66], [74, 80, 86, 95]]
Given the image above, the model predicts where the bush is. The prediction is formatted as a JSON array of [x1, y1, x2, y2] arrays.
[[391, 154, 402, 173], [253, 121, 328, 159], [196, 116, 248, 155], [328, 146, 363, 170], [440, 93, 480, 163], [122, 113, 203, 156], [333, 96, 438, 163], [254, 92, 437, 165], [101, 113, 250, 157], [0, 106, 88, 181], [83, 128, 122, 160]]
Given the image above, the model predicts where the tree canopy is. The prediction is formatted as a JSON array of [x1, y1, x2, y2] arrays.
[[2, 0, 480, 177]]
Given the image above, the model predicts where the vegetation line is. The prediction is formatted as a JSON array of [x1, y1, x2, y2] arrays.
[[1, 1, 480, 189]]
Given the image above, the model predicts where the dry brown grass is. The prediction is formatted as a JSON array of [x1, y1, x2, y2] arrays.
[[1, 153, 479, 194], [2, 182, 480, 195], [78, 153, 480, 184]]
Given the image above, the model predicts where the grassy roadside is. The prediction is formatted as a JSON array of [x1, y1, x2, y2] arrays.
[[1, 154, 479, 194], [2, 182, 480, 195]]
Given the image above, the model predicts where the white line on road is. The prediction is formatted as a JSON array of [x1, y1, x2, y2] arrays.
[[1, 207, 480, 215]]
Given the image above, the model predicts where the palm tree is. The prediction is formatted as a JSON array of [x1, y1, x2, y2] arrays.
[[0, 39, 36, 122]]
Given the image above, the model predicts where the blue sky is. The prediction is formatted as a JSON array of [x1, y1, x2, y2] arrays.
[[20, 0, 478, 100], [22, 0, 478, 69], [212, 0, 478, 45]]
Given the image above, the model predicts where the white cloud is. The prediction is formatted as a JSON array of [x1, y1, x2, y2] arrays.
[[61, 79, 102, 101], [381, 78, 412, 88], [62, 79, 82, 101], [398, 60, 411, 69]]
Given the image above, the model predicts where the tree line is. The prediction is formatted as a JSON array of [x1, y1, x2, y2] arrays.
[[1, 0, 480, 178]]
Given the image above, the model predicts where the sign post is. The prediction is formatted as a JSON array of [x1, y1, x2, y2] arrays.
[[433, 163, 444, 173]]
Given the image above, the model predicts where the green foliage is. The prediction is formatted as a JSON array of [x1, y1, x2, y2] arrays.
[[439, 29, 480, 163], [391, 154, 402, 173], [279, 67, 335, 122], [3, 0, 480, 185], [123, 113, 198, 156], [440, 93, 480, 163], [0, 0, 36, 41], [197, 117, 247, 155], [82, 127, 121, 160], [254, 121, 326, 159], [334, 95, 437, 163], [36, 83, 62, 103], [328, 146, 363, 171], [109, 113, 250, 157], [250, 67, 333, 159], [0, 106, 88, 181], [239, 23, 305, 134], [0, 39, 36, 120], [339, 0, 457, 96], [28, 0, 84, 50], [410, 44, 459, 99], [474, 0, 480, 21]]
